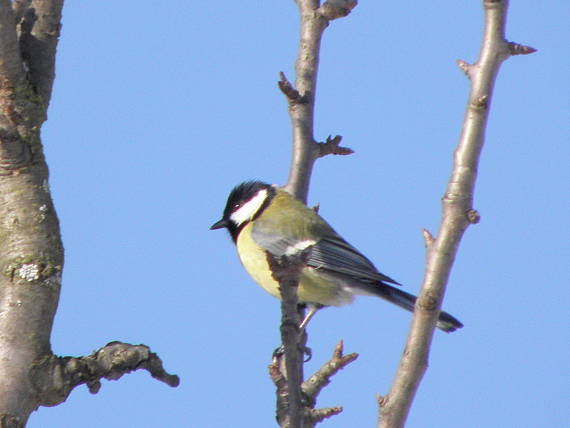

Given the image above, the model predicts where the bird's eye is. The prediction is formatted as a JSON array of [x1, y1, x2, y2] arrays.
[[234, 203, 241, 209]]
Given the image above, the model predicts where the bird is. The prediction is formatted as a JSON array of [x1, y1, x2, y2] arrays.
[[210, 180, 463, 332]]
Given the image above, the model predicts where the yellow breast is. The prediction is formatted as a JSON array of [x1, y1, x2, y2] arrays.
[[236, 221, 281, 298], [236, 221, 354, 307]]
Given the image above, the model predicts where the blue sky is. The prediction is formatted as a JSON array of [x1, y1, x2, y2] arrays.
[[31, 1, 568, 427]]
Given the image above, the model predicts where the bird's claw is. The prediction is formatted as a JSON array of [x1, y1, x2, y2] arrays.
[[272, 345, 285, 359], [272, 344, 312, 362], [303, 345, 312, 362]]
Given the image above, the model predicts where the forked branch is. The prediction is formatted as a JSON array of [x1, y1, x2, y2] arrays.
[[302, 340, 358, 405], [269, 339, 358, 428]]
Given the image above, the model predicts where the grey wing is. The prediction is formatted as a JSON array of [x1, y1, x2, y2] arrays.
[[251, 219, 399, 286], [251, 224, 314, 257], [307, 236, 400, 285]]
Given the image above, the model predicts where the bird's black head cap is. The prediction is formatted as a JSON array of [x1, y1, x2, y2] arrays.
[[210, 181, 275, 241]]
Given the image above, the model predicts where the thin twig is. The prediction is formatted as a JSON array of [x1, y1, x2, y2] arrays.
[[279, 72, 304, 104], [306, 407, 343, 425], [302, 340, 358, 404], [421, 229, 435, 248], [269, 339, 358, 428], [377, 1, 535, 427], [316, 135, 354, 158]]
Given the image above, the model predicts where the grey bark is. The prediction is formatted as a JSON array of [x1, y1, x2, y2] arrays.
[[0, 2, 178, 426], [377, 1, 535, 427]]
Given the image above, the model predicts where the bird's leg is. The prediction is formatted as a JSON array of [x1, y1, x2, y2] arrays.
[[299, 303, 323, 330], [273, 304, 322, 361], [298, 310, 315, 330]]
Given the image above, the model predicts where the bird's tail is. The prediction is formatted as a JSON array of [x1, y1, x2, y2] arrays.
[[371, 283, 463, 333]]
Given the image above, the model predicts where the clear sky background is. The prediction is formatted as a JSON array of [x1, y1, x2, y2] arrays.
[[30, 1, 567, 427]]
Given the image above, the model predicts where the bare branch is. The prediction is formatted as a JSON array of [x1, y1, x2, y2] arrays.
[[0, 1, 65, 424], [1, 3, 179, 425], [466, 208, 481, 224], [278, 72, 304, 104], [11, 1, 33, 22], [272, 3, 359, 425], [421, 229, 434, 248], [455, 59, 472, 78], [30, 342, 179, 407], [17, 0, 64, 107], [0, 0, 24, 85], [316, 135, 354, 158], [269, 353, 288, 390], [267, 250, 308, 428], [302, 340, 358, 404], [378, 1, 536, 427], [318, 0, 358, 21], [306, 406, 343, 424], [283, 0, 356, 202], [267, 249, 356, 427], [269, 351, 304, 428], [507, 41, 536, 55], [0, 0, 63, 174], [269, 339, 356, 428]]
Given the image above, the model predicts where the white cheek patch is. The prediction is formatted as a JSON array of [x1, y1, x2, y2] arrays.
[[230, 189, 268, 226], [284, 239, 316, 256]]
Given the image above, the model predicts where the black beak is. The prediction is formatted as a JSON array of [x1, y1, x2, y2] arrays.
[[210, 218, 229, 230]]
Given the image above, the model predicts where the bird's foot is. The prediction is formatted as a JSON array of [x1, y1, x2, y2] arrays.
[[272, 344, 312, 362]]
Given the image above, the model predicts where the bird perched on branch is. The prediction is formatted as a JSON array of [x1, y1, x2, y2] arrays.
[[210, 181, 462, 332]]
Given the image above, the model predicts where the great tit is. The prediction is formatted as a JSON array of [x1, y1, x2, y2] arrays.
[[210, 181, 463, 332]]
